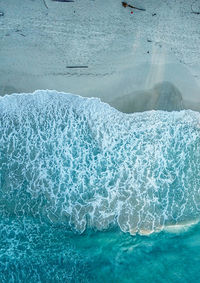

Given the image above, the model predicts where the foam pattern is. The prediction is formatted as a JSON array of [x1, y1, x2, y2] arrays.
[[1, 90, 200, 234]]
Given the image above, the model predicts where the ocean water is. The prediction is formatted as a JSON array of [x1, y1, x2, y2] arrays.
[[1, 90, 200, 282]]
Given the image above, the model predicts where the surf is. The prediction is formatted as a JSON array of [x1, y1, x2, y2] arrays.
[[1, 90, 200, 235]]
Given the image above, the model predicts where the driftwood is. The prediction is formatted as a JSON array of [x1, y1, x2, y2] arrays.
[[52, 0, 74, 2], [191, 1, 200, 14], [42, 0, 75, 9], [66, 66, 88, 69], [43, 0, 48, 9], [122, 2, 146, 11]]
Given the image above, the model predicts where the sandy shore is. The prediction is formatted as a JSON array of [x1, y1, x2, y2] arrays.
[[0, 0, 200, 112]]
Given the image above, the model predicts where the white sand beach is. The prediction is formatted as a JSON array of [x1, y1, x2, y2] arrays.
[[0, 0, 200, 112]]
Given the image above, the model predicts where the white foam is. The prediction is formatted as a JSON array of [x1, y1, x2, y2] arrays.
[[1, 90, 200, 235]]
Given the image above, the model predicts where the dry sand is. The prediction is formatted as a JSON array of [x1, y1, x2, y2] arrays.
[[0, 0, 200, 112]]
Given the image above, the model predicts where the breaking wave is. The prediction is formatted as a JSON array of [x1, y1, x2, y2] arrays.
[[1, 90, 200, 235]]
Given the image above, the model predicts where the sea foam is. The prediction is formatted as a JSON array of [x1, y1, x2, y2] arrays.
[[1, 90, 200, 235]]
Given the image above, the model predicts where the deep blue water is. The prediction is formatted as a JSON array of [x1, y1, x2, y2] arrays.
[[1, 90, 200, 282]]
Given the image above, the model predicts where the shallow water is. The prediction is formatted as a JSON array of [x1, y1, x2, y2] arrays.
[[1, 219, 200, 282], [1, 90, 200, 281]]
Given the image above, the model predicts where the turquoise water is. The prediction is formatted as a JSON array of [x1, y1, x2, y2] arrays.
[[1, 90, 200, 282]]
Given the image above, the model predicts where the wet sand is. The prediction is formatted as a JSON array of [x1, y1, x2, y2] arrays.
[[0, 0, 200, 112]]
